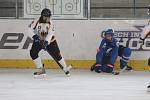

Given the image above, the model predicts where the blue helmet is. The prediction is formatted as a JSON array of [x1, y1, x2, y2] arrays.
[[104, 29, 114, 37]]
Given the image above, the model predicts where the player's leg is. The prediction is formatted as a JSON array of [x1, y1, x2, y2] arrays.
[[120, 47, 132, 70], [99, 55, 113, 73], [46, 40, 71, 76], [97, 48, 116, 73], [93, 50, 105, 73], [102, 55, 110, 65], [147, 85, 150, 92], [90, 49, 102, 72], [100, 64, 113, 73], [30, 42, 45, 76]]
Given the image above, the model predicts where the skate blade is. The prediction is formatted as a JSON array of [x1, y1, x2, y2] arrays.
[[66, 73, 71, 77], [34, 74, 46, 78], [66, 65, 72, 77], [147, 88, 150, 92]]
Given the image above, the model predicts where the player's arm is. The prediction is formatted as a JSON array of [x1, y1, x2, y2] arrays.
[[28, 19, 41, 42], [28, 20, 37, 37], [45, 21, 55, 44], [98, 39, 106, 52], [140, 5, 150, 43], [43, 21, 55, 49], [140, 24, 150, 45]]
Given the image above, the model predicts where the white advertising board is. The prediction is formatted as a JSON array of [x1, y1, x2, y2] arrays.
[[0, 19, 149, 60]]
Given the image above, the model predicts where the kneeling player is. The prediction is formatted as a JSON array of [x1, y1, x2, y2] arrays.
[[91, 45, 132, 71], [91, 29, 132, 73], [29, 8, 71, 77], [91, 29, 119, 73]]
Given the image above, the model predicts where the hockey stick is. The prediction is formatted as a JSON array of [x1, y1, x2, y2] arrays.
[[46, 49, 72, 74], [41, 39, 72, 72], [112, 65, 127, 75]]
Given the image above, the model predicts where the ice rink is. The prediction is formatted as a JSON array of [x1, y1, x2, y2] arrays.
[[0, 69, 150, 100]]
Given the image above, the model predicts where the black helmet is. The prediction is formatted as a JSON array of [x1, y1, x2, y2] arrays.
[[41, 8, 51, 17]]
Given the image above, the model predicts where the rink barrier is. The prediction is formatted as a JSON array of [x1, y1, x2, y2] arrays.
[[0, 19, 150, 70], [0, 59, 149, 70]]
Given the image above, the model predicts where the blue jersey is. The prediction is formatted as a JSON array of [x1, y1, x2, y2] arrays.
[[99, 38, 119, 64], [99, 38, 119, 52]]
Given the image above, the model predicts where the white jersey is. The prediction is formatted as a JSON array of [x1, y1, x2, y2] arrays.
[[140, 20, 150, 39], [28, 18, 55, 44]]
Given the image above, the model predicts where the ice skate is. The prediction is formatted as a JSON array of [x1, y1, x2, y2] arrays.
[[63, 65, 72, 77], [34, 65, 46, 78]]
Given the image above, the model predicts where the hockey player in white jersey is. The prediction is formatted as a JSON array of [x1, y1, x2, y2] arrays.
[[28, 8, 71, 77], [140, 5, 150, 44], [139, 5, 150, 92]]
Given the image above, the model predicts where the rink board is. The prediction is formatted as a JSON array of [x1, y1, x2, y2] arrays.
[[0, 19, 150, 70], [0, 59, 149, 70]]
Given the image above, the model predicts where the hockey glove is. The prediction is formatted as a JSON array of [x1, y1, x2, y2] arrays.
[[140, 37, 145, 45], [43, 41, 49, 50], [32, 34, 40, 43]]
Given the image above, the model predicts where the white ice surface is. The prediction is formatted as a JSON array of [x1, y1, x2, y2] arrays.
[[0, 69, 150, 100]]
